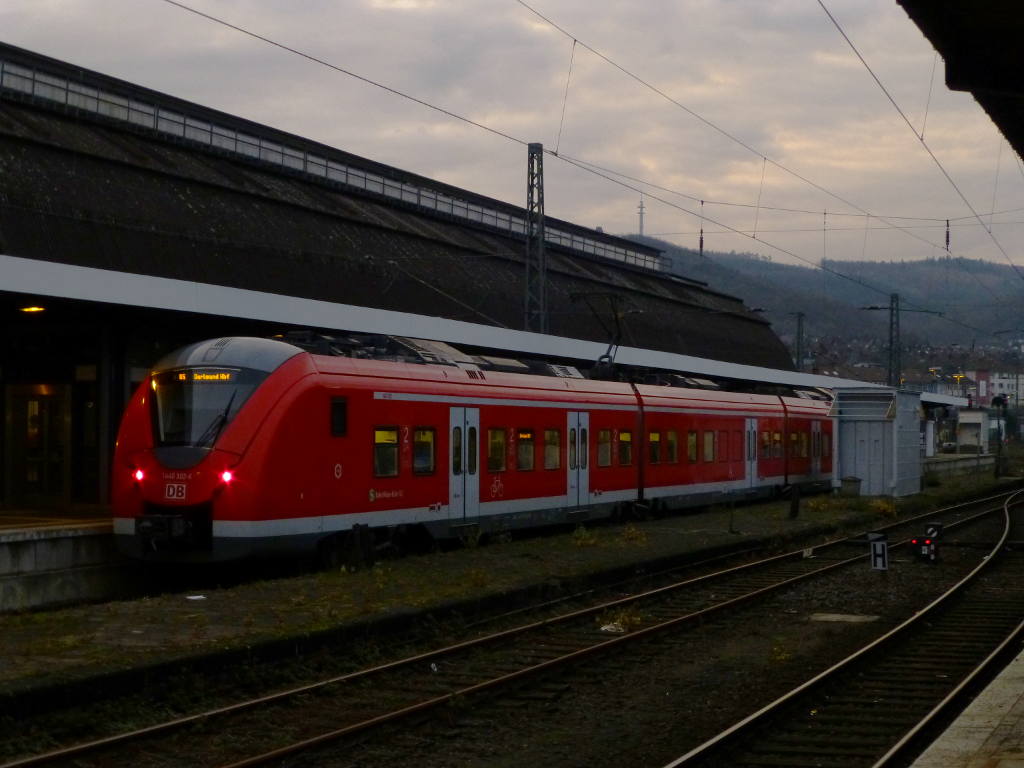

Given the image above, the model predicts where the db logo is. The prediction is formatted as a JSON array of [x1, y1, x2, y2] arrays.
[[165, 483, 187, 500]]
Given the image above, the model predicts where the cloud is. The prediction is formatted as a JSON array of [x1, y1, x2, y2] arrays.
[[1, 0, 1016, 269]]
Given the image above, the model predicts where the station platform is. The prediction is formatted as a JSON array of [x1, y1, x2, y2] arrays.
[[0, 507, 111, 532], [0, 507, 123, 612], [911, 645, 1024, 767]]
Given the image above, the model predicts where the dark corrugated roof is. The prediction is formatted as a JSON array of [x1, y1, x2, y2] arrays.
[[0, 60, 794, 370]]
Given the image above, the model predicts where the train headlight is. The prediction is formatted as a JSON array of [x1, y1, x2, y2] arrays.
[[133, 468, 145, 482], [220, 470, 234, 484]]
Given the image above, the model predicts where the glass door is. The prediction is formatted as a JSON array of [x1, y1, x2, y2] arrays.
[[4, 384, 71, 509]]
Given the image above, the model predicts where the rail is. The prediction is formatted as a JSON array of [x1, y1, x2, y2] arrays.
[[3, 493, 1009, 767]]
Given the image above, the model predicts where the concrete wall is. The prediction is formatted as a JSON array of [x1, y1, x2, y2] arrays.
[[924, 454, 995, 478], [0, 525, 132, 611]]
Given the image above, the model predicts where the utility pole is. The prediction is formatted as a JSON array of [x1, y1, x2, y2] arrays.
[[861, 294, 942, 389], [794, 313, 802, 372], [524, 142, 547, 334], [888, 293, 900, 388]]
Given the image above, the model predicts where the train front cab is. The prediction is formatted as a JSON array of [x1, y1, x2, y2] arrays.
[[112, 337, 307, 561]]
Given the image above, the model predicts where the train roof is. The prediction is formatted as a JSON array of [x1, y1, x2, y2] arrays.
[[153, 337, 302, 374]]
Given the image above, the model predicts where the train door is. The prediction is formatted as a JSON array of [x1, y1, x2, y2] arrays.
[[567, 412, 589, 506], [811, 420, 822, 476], [745, 418, 758, 488], [448, 407, 480, 521]]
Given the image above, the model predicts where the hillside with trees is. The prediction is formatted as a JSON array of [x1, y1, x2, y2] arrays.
[[629, 235, 1024, 376]]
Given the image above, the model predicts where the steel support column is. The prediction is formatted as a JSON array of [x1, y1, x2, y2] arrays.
[[888, 293, 901, 388], [524, 142, 547, 334]]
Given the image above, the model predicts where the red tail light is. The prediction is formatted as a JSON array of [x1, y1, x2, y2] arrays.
[[133, 469, 144, 482], [220, 470, 234, 484]]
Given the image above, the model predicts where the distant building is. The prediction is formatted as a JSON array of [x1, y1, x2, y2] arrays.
[[965, 370, 1021, 407]]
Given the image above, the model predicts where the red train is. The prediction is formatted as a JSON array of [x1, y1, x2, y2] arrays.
[[112, 337, 834, 562]]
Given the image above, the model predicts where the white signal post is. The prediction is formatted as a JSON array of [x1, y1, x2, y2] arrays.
[[869, 532, 889, 571]]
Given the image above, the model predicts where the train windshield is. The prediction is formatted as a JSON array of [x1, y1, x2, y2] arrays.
[[150, 367, 267, 448]]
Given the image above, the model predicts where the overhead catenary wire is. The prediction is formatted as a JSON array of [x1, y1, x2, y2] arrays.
[[554, 38, 577, 156], [554, 153, 990, 336], [558, 151, 1007, 305], [817, 0, 1024, 285], [155, 0, 996, 338], [989, 138, 1004, 233], [517, 0, 1013, 306], [157, 0, 529, 149], [752, 157, 766, 239], [652, 218, 1024, 236], [513, 1, 1001, 267], [919, 52, 938, 140], [166, 0, 1018, 313]]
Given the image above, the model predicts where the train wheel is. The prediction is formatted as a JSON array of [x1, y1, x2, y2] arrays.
[[389, 524, 435, 557], [316, 534, 345, 571]]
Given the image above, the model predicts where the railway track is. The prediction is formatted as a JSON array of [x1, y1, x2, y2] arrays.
[[1, 493, 1013, 768], [666, 490, 1024, 768]]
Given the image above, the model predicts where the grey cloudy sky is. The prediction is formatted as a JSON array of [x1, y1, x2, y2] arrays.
[[3, 0, 1020, 270]]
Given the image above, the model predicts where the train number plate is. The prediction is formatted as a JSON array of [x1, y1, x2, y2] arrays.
[[164, 483, 187, 501]]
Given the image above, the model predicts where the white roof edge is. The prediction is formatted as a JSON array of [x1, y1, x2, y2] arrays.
[[0, 255, 965, 405], [918, 392, 969, 407]]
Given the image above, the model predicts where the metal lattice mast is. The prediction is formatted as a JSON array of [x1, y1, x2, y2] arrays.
[[525, 142, 547, 333], [888, 293, 901, 387], [794, 312, 805, 371]]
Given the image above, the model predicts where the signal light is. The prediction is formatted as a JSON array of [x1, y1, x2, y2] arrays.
[[220, 470, 234, 484], [133, 468, 144, 482], [910, 538, 918, 545]]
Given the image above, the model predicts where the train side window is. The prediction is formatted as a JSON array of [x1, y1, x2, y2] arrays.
[[718, 430, 728, 462], [649, 431, 661, 464], [666, 430, 678, 463], [772, 432, 782, 458], [468, 427, 478, 474], [413, 428, 436, 475], [545, 429, 562, 469], [568, 429, 577, 470], [789, 433, 799, 458], [618, 430, 633, 466], [823, 435, 831, 457], [580, 428, 588, 469], [597, 429, 612, 467], [517, 429, 535, 471], [487, 428, 506, 472], [373, 428, 399, 477], [800, 433, 809, 458], [703, 431, 715, 463], [761, 431, 771, 459], [733, 431, 743, 461], [687, 430, 698, 463], [452, 427, 463, 475], [330, 397, 347, 437]]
